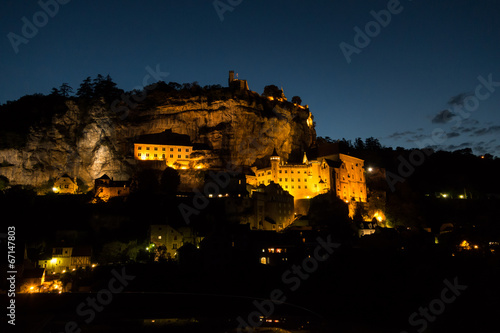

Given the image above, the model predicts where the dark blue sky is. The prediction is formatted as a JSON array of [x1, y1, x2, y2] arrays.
[[1, 0, 499, 156]]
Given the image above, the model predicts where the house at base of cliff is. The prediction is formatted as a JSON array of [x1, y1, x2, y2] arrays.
[[38, 245, 92, 274], [53, 174, 77, 194], [133, 129, 207, 169], [93, 174, 131, 202]]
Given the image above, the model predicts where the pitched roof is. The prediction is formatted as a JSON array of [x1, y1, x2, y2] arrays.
[[271, 148, 279, 157]]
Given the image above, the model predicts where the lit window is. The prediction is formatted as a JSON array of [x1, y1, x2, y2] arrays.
[[260, 257, 268, 264]]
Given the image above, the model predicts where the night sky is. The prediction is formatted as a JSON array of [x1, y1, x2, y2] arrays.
[[1, 0, 499, 156]]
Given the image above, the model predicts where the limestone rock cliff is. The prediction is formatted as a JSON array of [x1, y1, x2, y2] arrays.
[[0, 92, 316, 189]]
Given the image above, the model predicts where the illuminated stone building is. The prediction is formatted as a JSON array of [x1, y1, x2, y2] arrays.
[[94, 174, 131, 202], [38, 246, 92, 274], [247, 148, 367, 205], [53, 174, 77, 194], [133, 130, 200, 169]]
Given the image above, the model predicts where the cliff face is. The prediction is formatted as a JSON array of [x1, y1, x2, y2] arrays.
[[0, 93, 316, 188]]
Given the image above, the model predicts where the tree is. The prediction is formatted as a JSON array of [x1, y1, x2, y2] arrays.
[[263, 85, 282, 98], [365, 137, 382, 151], [354, 137, 365, 150], [58, 83, 73, 98], [160, 167, 180, 195], [291, 96, 302, 105], [76, 76, 94, 100]]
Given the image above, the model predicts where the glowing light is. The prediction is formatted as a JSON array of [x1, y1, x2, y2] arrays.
[[459, 195, 464, 199], [92, 264, 96, 268], [30, 286, 34, 290], [146, 247, 149, 251], [51, 258, 57, 264], [442, 193, 448, 198], [459, 240, 471, 250], [62, 270, 66, 273], [367, 167, 373, 172], [473, 245, 479, 249], [52, 187, 58, 192]]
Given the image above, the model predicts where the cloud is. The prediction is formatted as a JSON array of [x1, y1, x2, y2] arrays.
[[448, 92, 474, 106], [471, 125, 500, 136], [446, 131, 460, 138], [387, 131, 415, 139], [432, 109, 455, 123]]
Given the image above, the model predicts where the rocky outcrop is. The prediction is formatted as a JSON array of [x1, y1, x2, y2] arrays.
[[0, 92, 315, 189]]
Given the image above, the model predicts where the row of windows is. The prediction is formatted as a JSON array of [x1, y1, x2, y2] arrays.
[[138, 153, 189, 159], [138, 146, 190, 152], [279, 178, 307, 182], [257, 169, 310, 177]]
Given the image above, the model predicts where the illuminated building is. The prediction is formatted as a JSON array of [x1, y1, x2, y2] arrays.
[[247, 148, 367, 204], [94, 174, 131, 202], [133, 130, 200, 169], [38, 246, 92, 274], [53, 174, 77, 194]]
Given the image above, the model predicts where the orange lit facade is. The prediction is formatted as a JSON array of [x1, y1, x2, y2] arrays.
[[134, 143, 193, 168], [53, 174, 77, 194], [247, 150, 367, 204]]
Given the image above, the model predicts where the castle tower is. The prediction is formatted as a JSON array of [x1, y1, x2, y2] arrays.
[[270, 148, 280, 183], [228, 70, 234, 86]]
